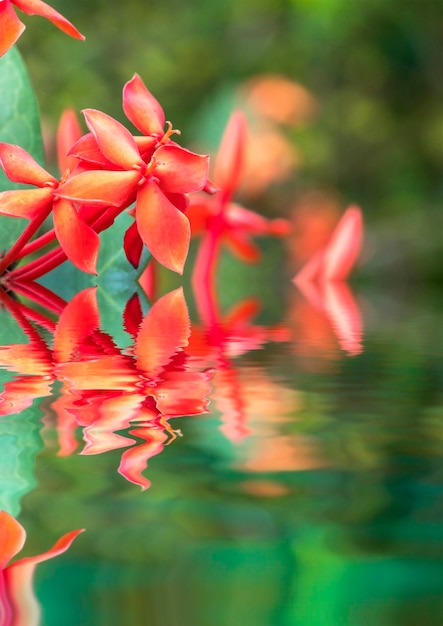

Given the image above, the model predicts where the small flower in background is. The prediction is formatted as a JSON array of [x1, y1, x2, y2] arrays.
[[288, 203, 364, 359], [188, 110, 291, 286], [0, 510, 83, 625], [0, 0, 84, 57]]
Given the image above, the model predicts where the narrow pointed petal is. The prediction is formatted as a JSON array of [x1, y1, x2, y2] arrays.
[[135, 287, 190, 377], [123, 74, 165, 137], [55, 169, 139, 207], [136, 179, 190, 274], [213, 111, 247, 197], [53, 199, 99, 274], [7, 517, 87, 623], [57, 109, 83, 174], [0, 511, 26, 567], [9, 529, 85, 570], [0, 1, 25, 57], [321, 205, 363, 281], [13, 0, 85, 39], [53, 288, 100, 362], [123, 220, 143, 268], [0, 187, 52, 219], [153, 145, 209, 194], [82, 109, 144, 169], [0, 143, 55, 186]]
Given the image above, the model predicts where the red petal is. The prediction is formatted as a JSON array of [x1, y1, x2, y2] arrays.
[[55, 169, 139, 207], [164, 191, 189, 213], [153, 145, 209, 194], [0, 187, 52, 219], [123, 293, 143, 340], [321, 205, 363, 281], [136, 179, 190, 274], [9, 529, 85, 569], [0, 1, 25, 57], [82, 109, 144, 170], [53, 199, 100, 274], [213, 111, 247, 197], [137, 261, 156, 301], [122, 74, 165, 137], [123, 220, 143, 268], [0, 143, 54, 186], [68, 133, 118, 168], [135, 287, 190, 377], [13, 0, 84, 39], [53, 287, 100, 362], [0, 511, 26, 567], [56, 108, 83, 174]]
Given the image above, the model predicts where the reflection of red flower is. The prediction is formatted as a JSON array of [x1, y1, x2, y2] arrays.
[[189, 281, 289, 442], [0, 510, 83, 624], [0, 0, 84, 57], [0, 285, 211, 489], [290, 205, 364, 361]]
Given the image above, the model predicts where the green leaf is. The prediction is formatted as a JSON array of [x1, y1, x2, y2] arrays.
[[0, 46, 44, 250]]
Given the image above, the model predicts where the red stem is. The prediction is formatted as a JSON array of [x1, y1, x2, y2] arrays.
[[0, 206, 52, 275], [16, 227, 57, 261]]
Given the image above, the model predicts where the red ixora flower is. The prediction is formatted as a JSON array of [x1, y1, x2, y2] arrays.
[[0, 75, 210, 284], [0, 0, 84, 57], [55, 74, 210, 274]]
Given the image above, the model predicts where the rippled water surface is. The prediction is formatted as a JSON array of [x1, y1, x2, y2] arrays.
[[1, 284, 442, 626]]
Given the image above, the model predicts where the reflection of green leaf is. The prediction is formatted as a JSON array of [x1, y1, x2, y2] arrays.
[[0, 307, 28, 345], [0, 406, 42, 517], [0, 46, 44, 249]]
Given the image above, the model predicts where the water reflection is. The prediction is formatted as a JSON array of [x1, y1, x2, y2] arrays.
[[0, 511, 82, 626], [0, 282, 442, 626], [0, 285, 212, 489]]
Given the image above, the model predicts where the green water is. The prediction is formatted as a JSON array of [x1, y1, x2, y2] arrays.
[[1, 285, 442, 626]]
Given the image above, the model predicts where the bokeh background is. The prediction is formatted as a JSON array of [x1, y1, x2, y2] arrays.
[[17, 0, 443, 279]]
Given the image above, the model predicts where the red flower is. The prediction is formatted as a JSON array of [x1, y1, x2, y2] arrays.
[[188, 111, 291, 285], [56, 74, 210, 274], [0, 0, 84, 57], [0, 143, 101, 275]]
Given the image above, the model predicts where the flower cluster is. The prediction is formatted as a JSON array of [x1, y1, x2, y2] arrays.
[[0, 74, 210, 285]]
